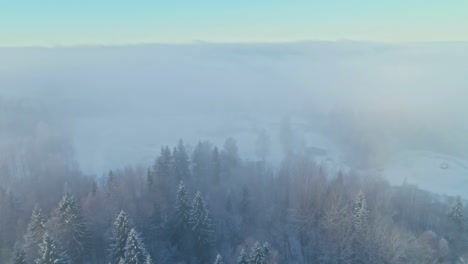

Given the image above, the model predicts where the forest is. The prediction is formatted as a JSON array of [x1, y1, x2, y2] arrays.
[[0, 131, 467, 264]]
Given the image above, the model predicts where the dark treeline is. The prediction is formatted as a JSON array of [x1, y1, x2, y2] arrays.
[[1, 135, 467, 264]]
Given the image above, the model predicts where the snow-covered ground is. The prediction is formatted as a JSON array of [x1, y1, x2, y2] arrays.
[[383, 150, 468, 198]]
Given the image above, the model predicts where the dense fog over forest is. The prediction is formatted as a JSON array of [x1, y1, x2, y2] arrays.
[[2, 42, 468, 191], [1, 42, 468, 264]]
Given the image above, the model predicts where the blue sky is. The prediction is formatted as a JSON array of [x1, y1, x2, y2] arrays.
[[1, 0, 467, 46]]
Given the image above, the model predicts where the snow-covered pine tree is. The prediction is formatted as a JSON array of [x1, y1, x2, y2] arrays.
[[250, 241, 266, 264], [124, 228, 148, 264], [55, 188, 88, 263], [35, 232, 70, 264], [189, 191, 213, 264], [351, 191, 369, 264], [213, 253, 224, 264], [262, 242, 271, 263], [352, 191, 369, 233], [144, 254, 154, 264], [110, 210, 135, 264], [12, 244, 27, 264], [173, 181, 191, 248], [449, 196, 464, 228], [174, 139, 190, 181], [237, 248, 249, 264], [24, 206, 46, 263]]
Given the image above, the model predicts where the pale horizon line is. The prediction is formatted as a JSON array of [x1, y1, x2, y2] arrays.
[[1, 39, 468, 49]]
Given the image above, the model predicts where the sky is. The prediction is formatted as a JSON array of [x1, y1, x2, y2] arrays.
[[1, 0, 467, 46]]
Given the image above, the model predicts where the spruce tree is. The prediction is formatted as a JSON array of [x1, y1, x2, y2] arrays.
[[352, 191, 369, 233], [173, 181, 191, 245], [24, 206, 46, 263], [237, 248, 249, 264], [90, 179, 98, 195], [55, 189, 88, 263], [212, 147, 221, 185], [144, 254, 154, 264], [351, 191, 369, 264], [213, 253, 224, 264], [449, 196, 464, 229], [174, 139, 190, 181], [12, 244, 27, 264], [146, 168, 154, 190], [124, 228, 148, 264], [250, 241, 266, 264], [107, 170, 117, 198], [189, 191, 213, 264], [35, 232, 70, 264], [110, 210, 135, 264], [154, 146, 173, 180]]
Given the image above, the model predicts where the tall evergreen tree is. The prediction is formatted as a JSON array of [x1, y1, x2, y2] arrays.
[[146, 168, 154, 190], [110, 210, 135, 264], [55, 189, 88, 263], [35, 232, 70, 264], [12, 244, 27, 264], [173, 181, 191, 241], [24, 206, 46, 263], [351, 191, 369, 264], [250, 241, 266, 264], [90, 179, 98, 195], [144, 254, 154, 264], [448, 196, 466, 259], [173, 139, 190, 181], [212, 147, 221, 185], [449, 196, 464, 229], [237, 248, 249, 264], [154, 146, 173, 180], [106, 170, 118, 198], [352, 191, 369, 233], [124, 229, 148, 264], [192, 141, 213, 183], [213, 253, 224, 264], [189, 191, 213, 264]]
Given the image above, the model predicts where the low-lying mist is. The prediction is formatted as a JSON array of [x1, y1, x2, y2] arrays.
[[1, 41, 468, 196]]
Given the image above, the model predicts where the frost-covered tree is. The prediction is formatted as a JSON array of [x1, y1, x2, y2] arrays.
[[174, 139, 190, 181], [124, 228, 148, 264], [189, 191, 213, 264], [35, 232, 70, 264], [175, 181, 191, 232], [55, 189, 88, 263], [449, 196, 464, 228], [213, 253, 224, 264], [352, 191, 369, 233], [24, 206, 46, 263], [237, 248, 249, 264], [173, 181, 191, 244], [12, 244, 27, 264], [351, 191, 369, 264], [144, 254, 154, 264], [250, 241, 266, 264], [110, 210, 135, 264], [448, 196, 466, 259]]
